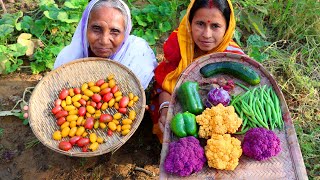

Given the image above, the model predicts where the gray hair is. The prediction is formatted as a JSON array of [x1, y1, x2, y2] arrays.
[[90, 0, 129, 30]]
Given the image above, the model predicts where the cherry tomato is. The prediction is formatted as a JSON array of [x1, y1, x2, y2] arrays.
[[54, 99, 62, 106], [102, 92, 113, 102], [99, 88, 111, 96], [69, 136, 81, 146], [23, 113, 28, 119], [51, 106, 62, 114], [95, 79, 105, 86], [59, 89, 69, 100], [73, 87, 81, 94], [58, 141, 72, 151], [118, 107, 127, 114], [82, 145, 89, 152], [107, 129, 113, 136], [78, 107, 86, 116], [91, 94, 101, 103], [55, 110, 68, 119], [78, 99, 87, 106], [111, 85, 118, 94], [99, 114, 113, 123], [96, 102, 102, 110], [119, 96, 129, 108], [77, 138, 90, 147], [90, 101, 97, 108], [56, 117, 66, 126], [84, 117, 94, 130]]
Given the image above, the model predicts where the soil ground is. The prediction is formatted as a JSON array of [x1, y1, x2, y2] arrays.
[[0, 73, 162, 179]]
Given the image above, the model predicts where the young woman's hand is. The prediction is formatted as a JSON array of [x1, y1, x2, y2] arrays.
[[159, 108, 168, 132]]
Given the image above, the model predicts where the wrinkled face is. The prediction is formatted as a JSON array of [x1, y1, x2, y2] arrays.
[[191, 7, 227, 53], [87, 7, 125, 57]]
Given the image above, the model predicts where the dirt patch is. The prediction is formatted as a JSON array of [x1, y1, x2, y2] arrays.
[[0, 73, 162, 179]]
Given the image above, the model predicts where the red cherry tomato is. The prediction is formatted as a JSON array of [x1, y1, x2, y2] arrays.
[[78, 99, 87, 106], [119, 96, 129, 108], [51, 106, 62, 114], [99, 88, 111, 96], [77, 138, 90, 147], [55, 110, 68, 119], [78, 107, 86, 116], [69, 136, 81, 146], [56, 117, 66, 126], [84, 117, 94, 130], [92, 94, 102, 103], [59, 89, 69, 100], [118, 107, 127, 114], [99, 114, 113, 123], [59, 141, 72, 151], [73, 88, 81, 94], [96, 102, 102, 110], [111, 86, 118, 94], [107, 129, 113, 136], [95, 79, 105, 87], [82, 145, 89, 152], [54, 99, 62, 106], [102, 92, 113, 102], [90, 101, 97, 108]]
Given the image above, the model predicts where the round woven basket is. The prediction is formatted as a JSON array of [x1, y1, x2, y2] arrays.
[[28, 57, 146, 157]]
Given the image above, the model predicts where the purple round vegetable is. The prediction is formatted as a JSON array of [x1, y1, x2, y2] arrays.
[[164, 136, 206, 176], [206, 87, 230, 107], [242, 127, 281, 161]]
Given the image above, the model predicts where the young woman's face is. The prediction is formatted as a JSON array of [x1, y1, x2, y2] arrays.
[[191, 7, 227, 52], [87, 7, 125, 57]]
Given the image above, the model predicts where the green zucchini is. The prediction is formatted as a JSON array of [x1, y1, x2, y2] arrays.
[[200, 61, 261, 85]]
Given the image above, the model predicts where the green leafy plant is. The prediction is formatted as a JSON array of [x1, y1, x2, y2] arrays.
[[129, 0, 188, 46]]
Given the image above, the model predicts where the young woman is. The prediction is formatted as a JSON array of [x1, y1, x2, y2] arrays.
[[150, 0, 245, 142], [54, 0, 157, 89]]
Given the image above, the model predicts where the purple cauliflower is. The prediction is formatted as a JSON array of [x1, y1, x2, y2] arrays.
[[164, 136, 206, 176], [205, 87, 231, 107], [242, 127, 281, 161]]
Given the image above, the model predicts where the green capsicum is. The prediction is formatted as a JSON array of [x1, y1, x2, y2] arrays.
[[170, 111, 198, 138], [177, 81, 204, 115]]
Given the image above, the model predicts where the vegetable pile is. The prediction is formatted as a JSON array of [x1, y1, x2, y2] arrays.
[[196, 104, 242, 138], [231, 85, 284, 134], [242, 127, 281, 161], [205, 134, 242, 170], [50, 74, 139, 152], [164, 62, 285, 176], [164, 136, 206, 176]]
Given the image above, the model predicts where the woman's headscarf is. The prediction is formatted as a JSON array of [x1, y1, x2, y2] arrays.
[[162, 0, 236, 93], [54, 0, 157, 89]]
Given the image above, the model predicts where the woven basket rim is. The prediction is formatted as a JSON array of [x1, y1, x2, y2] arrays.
[[28, 57, 146, 157]]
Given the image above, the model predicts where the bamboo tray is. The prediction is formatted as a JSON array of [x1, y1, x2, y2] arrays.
[[28, 57, 146, 157], [159, 53, 308, 179]]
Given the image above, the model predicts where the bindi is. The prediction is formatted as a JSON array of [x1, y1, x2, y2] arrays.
[[207, 20, 211, 23]]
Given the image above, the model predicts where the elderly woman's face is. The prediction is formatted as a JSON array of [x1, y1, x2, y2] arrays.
[[191, 7, 227, 52], [87, 7, 125, 57]]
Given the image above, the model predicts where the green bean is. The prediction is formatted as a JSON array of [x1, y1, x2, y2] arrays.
[[235, 126, 250, 135], [269, 87, 283, 128], [235, 82, 250, 91], [247, 115, 264, 128], [249, 88, 256, 107], [256, 99, 268, 126]]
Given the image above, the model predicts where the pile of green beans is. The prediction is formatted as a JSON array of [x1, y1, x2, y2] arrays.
[[231, 84, 284, 134]]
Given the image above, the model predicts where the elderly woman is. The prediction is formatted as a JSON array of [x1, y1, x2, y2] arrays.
[[54, 0, 157, 89], [150, 0, 245, 142]]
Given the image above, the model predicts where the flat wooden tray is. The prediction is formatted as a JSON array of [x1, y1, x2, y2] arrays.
[[159, 53, 308, 179], [28, 57, 146, 157]]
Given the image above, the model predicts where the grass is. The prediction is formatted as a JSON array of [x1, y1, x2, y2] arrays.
[[235, 0, 319, 178]]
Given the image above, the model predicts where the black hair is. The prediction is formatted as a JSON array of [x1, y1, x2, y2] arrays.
[[188, 0, 231, 29]]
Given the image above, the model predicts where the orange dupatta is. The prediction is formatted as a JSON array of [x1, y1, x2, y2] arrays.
[[161, 0, 236, 94]]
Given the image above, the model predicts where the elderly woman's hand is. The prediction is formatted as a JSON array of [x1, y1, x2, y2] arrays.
[[159, 108, 168, 132]]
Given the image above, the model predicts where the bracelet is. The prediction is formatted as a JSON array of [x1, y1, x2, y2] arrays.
[[158, 101, 170, 114]]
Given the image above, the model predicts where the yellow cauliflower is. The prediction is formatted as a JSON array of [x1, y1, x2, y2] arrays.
[[196, 103, 242, 139], [205, 134, 242, 170]]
